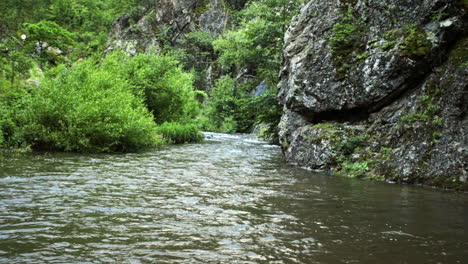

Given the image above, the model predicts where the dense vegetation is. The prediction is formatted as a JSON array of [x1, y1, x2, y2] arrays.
[[0, 0, 303, 152], [197, 0, 303, 139]]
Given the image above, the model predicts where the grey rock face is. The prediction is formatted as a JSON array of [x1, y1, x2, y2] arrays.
[[278, 0, 467, 189], [199, 0, 228, 35], [279, 0, 463, 115]]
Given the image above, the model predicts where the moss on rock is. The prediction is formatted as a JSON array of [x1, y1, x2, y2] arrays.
[[398, 24, 432, 59]]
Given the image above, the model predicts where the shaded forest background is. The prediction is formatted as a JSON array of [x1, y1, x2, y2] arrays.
[[0, 0, 304, 152]]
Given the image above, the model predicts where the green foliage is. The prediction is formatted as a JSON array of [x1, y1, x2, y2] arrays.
[[343, 161, 369, 173], [0, 0, 210, 152], [206, 0, 302, 136], [432, 117, 444, 126], [328, 8, 363, 79], [0, 37, 35, 89], [0, 0, 46, 34], [431, 10, 447, 21], [400, 113, 430, 124], [23, 21, 75, 49], [156, 122, 204, 144], [181, 31, 216, 90], [355, 52, 369, 60], [249, 92, 282, 141], [214, 0, 301, 86], [213, 17, 282, 85], [1, 0, 142, 66], [338, 159, 371, 179], [399, 24, 432, 59], [340, 135, 368, 156], [11, 59, 159, 152], [381, 29, 401, 51], [432, 131, 443, 140], [399, 93, 442, 127], [48, 0, 141, 57], [201, 75, 273, 133], [2, 50, 203, 152], [313, 123, 338, 129], [0, 102, 10, 146], [380, 147, 392, 160], [185, 31, 216, 55], [114, 53, 200, 124], [203, 76, 281, 134], [329, 17, 360, 55], [202, 76, 238, 132], [22, 21, 75, 67]]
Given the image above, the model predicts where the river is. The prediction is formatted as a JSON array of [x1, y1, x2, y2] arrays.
[[0, 133, 467, 263]]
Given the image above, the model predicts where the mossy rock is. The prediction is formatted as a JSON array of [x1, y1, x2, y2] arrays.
[[328, 8, 364, 80], [398, 24, 432, 59]]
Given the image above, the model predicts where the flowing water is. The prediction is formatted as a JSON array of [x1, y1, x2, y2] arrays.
[[0, 133, 467, 263]]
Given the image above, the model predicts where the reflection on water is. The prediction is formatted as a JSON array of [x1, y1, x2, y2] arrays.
[[0, 132, 467, 263]]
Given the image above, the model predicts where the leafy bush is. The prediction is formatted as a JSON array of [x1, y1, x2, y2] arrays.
[[213, 0, 302, 85], [104, 52, 200, 124], [206, 0, 302, 136], [156, 122, 204, 144], [0, 90, 27, 149], [0, 47, 34, 86], [342, 161, 369, 178], [0, 102, 7, 146], [202, 76, 239, 132], [13, 59, 159, 152]]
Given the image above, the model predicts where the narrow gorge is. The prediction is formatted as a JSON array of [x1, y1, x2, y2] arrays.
[[104, 0, 467, 190]]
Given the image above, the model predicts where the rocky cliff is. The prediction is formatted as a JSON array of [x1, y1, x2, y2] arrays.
[[106, 0, 245, 55], [278, 0, 467, 190], [105, 0, 249, 91]]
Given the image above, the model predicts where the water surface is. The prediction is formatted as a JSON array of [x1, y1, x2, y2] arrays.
[[0, 133, 467, 263]]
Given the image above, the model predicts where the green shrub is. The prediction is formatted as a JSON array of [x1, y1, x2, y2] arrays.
[[0, 95, 25, 149], [156, 122, 204, 144], [342, 161, 369, 178], [0, 102, 9, 146], [0, 103, 5, 146], [202, 76, 238, 132], [13, 59, 159, 152], [107, 52, 200, 124]]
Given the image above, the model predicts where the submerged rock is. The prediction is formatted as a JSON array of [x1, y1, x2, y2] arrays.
[[278, 0, 467, 190]]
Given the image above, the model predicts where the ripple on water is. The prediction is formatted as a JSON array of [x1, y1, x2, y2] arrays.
[[0, 133, 467, 263]]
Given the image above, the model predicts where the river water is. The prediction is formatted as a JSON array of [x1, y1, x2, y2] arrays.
[[0, 133, 466, 263]]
